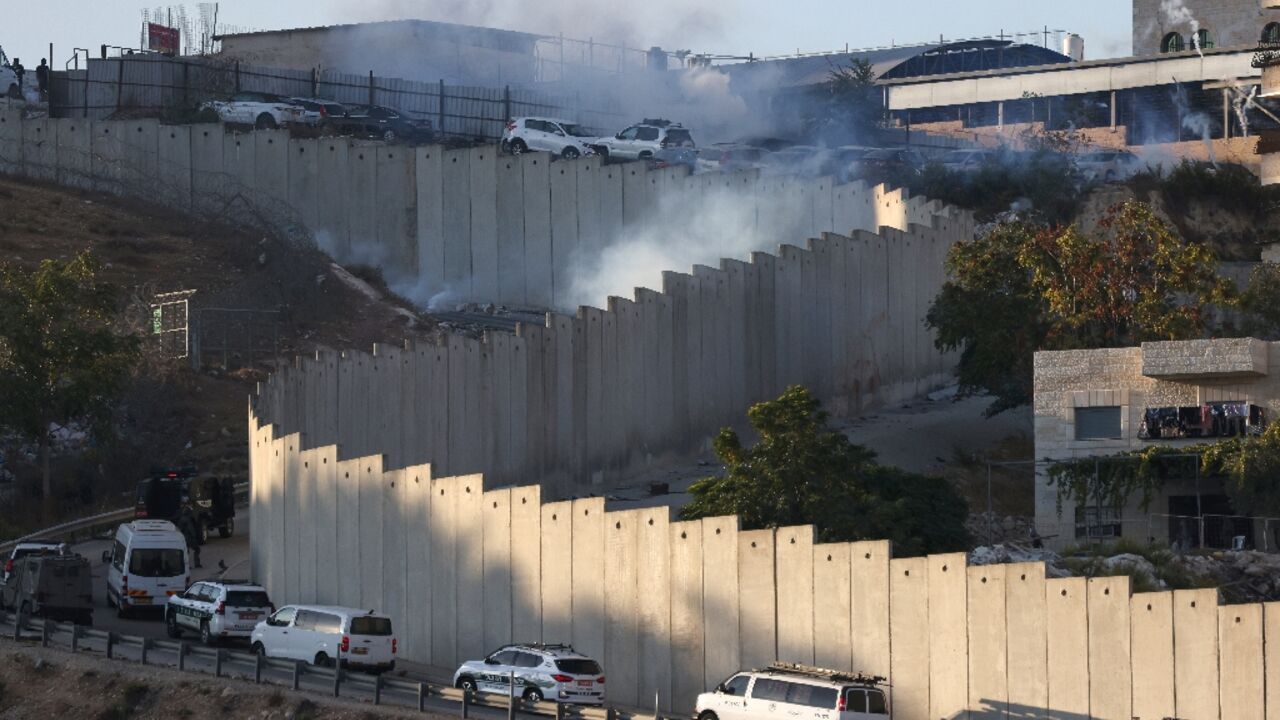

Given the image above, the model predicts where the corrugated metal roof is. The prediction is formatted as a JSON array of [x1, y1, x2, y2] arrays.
[[214, 18, 544, 43]]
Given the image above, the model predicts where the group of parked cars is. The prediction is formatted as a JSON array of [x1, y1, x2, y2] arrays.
[[3, 515, 891, 717], [199, 92, 435, 143]]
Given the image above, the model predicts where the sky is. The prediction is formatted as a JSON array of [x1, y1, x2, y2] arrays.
[[7, 0, 1133, 73]]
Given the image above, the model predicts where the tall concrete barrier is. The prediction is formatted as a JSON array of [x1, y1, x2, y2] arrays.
[[251, 210, 967, 492], [260, 406, 1276, 719], [0, 113, 959, 312]]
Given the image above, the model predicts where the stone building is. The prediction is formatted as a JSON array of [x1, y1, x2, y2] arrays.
[[1034, 338, 1278, 550], [1133, 0, 1280, 55]]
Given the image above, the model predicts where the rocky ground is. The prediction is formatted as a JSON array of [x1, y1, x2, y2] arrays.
[[970, 541, 1280, 602], [0, 642, 439, 719]]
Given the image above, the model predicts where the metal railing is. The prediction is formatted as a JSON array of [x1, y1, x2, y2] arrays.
[[0, 482, 248, 554], [0, 609, 629, 719]]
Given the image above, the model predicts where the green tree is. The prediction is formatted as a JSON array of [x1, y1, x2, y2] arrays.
[[803, 59, 882, 145], [680, 386, 970, 556], [927, 201, 1232, 416], [0, 251, 139, 511]]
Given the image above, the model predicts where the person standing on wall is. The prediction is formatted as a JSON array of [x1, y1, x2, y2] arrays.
[[10, 58, 24, 91], [35, 59, 48, 101]]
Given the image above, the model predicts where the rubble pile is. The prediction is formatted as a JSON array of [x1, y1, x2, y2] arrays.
[[965, 512, 1037, 545], [968, 543, 1280, 602]]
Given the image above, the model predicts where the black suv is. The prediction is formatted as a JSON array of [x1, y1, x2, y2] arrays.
[[135, 467, 236, 543]]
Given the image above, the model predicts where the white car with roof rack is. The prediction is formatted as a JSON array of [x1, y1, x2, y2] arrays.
[[164, 579, 274, 645], [452, 642, 606, 705], [592, 119, 695, 161], [695, 663, 889, 720]]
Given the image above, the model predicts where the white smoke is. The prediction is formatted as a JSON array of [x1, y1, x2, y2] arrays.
[[563, 181, 809, 309], [1160, 0, 1203, 55]]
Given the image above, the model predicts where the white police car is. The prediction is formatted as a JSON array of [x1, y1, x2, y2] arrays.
[[453, 643, 605, 704], [164, 579, 273, 645]]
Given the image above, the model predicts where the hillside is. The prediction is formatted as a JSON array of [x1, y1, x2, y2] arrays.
[[0, 177, 432, 536]]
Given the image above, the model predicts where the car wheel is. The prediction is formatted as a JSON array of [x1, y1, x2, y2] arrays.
[[524, 688, 545, 703], [253, 641, 267, 657], [562, 146, 581, 160], [458, 676, 478, 695], [510, 139, 528, 155], [699, 712, 719, 720], [254, 113, 278, 131], [219, 518, 233, 539], [500, 139, 511, 153], [383, 129, 398, 143], [595, 146, 609, 161], [314, 652, 333, 667], [165, 611, 183, 639], [200, 620, 215, 646]]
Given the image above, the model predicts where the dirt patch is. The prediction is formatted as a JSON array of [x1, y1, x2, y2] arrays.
[[0, 641, 439, 719], [0, 176, 436, 534]]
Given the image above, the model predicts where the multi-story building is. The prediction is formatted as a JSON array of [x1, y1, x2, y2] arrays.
[[1257, 1, 1280, 184], [1034, 338, 1277, 550]]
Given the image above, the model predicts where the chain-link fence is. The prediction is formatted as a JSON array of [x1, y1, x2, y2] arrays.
[[47, 52, 627, 140]]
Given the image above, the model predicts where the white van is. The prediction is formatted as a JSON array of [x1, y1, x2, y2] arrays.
[[251, 605, 397, 673], [102, 520, 189, 618], [695, 663, 889, 720]]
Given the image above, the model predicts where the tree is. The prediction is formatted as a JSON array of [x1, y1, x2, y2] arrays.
[[802, 59, 882, 146], [0, 251, 138, 511], [927, 201, 1232, 415], [679, 386, 970, 556]]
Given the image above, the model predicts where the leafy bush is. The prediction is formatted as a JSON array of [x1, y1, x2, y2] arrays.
[[680, 386, 970, 556]]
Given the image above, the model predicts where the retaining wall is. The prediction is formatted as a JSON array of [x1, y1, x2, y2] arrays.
[[0, 109, 939, 310], [250, 413, 1277, 719], [251, 203, 965, 494]]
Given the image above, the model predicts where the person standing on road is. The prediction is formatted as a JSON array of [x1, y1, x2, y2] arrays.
[[177, 512, 202, 569], [35, 59, 48, 100]]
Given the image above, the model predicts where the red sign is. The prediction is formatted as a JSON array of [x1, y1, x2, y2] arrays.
[[148, 23, 180, 55]]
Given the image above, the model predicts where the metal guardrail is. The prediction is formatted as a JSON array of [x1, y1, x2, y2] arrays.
[[0, 482, 250, 554], [0, 609, 631, 719]]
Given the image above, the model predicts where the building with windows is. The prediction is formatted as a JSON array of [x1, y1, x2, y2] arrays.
[[1033, 339, 1277, 551], [1133, 0, 1279, 56]]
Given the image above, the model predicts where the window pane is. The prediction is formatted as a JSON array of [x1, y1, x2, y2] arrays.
[[724, 675, 751, 696], [128, 548, 185, 577], [294, 610, 317, 630], [226, 591, 272, 607], [1075, 406, 1121, 440], [787, 683, 837, 708], [493, 650, 519, 665], [750, 679, 788, 702], [350, 616, 393, 636], [844, 689, 868, 713], [555, 659, 602, 674], [867, 690, 888, 714], [515, 652, 542, 668], [637, 127, 659, 141]]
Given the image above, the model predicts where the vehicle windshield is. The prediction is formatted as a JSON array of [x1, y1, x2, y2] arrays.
[[350, 616, 393, 636], [226, 590, 271, 607], [128, 548, 185, 577], [561, 123, 593, 137], [555, 659, 602, 675]]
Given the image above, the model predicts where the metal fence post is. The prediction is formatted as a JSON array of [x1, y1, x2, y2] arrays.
[[374, 674, 383, 705], [106, 632, 115, 659], [214, 649, 224, 678], [438, 79, 446, 136], [462, 688, 471, 718], [255, 652, 263, 683], [508, 670, 516, 720], [140, 637, 149, 665], [292, 661, 301, 691], [71, 624, 80, 652], [556, 701, 566, 720], [332, 667, 341, 698], [177, 641, 187, 670], [418, 683, 427, 711], [12, 607, 22, 640], [368, 71, 375, 108], [40, 621, 50, 648]]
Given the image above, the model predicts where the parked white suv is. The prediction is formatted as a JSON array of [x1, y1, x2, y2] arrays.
[[502, 117, 598, 159], [251, 605, 396, 673], [199, 92, 318, 130], [453, 643, 605, 705], [592, 119, 694, 161], [695, 663, 888, 720], [165, 579, 274, 645]]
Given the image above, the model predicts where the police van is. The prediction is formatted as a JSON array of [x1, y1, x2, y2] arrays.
[[102, 520, 189, 617], [165, 579, 274, 645], [695, 663, 889, 720]]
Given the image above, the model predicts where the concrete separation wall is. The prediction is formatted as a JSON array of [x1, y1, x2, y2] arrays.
[[250, 204, 966, 493], [0, 108, 956, 311], [249, 416, 1278, 718]]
